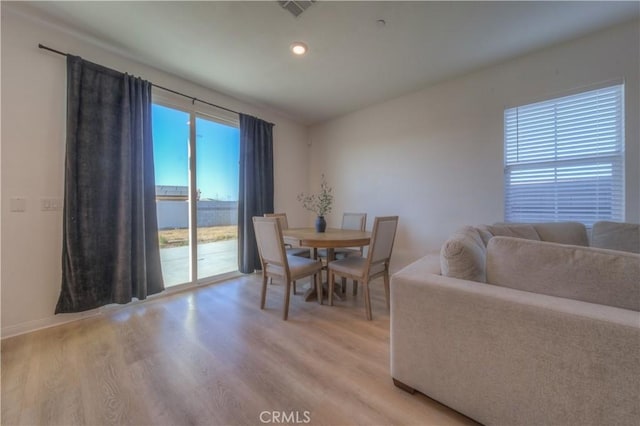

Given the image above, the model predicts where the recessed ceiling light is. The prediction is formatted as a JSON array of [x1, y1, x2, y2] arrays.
[[290, 42, 308, 56]]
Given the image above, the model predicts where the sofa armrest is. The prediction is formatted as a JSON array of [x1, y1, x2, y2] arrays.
[[395, 253, 442, 276], [390, 270, 640, 426]]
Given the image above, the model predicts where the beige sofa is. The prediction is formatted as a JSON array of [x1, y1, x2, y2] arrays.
[[390, 221, 640, 426]]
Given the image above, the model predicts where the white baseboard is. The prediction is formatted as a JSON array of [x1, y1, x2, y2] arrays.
[[1, 272, 244, 339], [1, 309, 102, 339]]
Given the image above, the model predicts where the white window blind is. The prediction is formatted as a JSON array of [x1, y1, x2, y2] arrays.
[[504, 84, 624, 226]]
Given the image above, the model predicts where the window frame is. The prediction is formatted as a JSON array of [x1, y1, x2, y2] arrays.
[[503, 83, 625, 226]]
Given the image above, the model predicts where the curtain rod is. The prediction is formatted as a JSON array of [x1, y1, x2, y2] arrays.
[[38, 43, 258, 119]]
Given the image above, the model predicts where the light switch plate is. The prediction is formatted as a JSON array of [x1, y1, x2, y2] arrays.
[[10, 197, 27, 212]]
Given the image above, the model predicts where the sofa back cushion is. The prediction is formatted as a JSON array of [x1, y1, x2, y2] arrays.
[[489, 221, 588, 245], [484, 224, 540, 241], [440, 226, 486, 282], [532, 222, 589, 246], [591, 221, 640, 254], [486, 236, 640, 311]]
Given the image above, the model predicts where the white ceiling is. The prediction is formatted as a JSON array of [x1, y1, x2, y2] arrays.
[[12, 1, 640, 125]]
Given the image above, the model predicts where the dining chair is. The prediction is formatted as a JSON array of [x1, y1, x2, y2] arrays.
[[264, 212, 311, 294], [253, 217, 323, 320], [327, 216, 399, 320], [335, 212, 367, 257], [333, 212, 367, 295], [264, 213, 310, 258], [317, 212, 367, 260]]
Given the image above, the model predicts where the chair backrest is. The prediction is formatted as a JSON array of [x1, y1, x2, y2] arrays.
[[264, 213, 289, 230], [342, 212, 367, 231], [368, 216, 399, 265], [253, 217, 287, 268]]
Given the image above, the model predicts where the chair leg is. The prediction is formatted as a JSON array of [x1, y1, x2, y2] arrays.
[[260, 274, 268, 309], [341, 277, 347, 294], [328, 271, 335, 306], [363, 280, 372, 320], [293, 280, 297, 295], [283, 280, 292, 320], [317, 272, 323, 304], [383, 271, 390, 310], [353, 280, 358, 296]]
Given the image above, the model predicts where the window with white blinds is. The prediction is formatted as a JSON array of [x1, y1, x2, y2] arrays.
[[504, 84, 624, 226]]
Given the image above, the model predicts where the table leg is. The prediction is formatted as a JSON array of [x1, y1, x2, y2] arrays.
[[303, 247, 344, 303]]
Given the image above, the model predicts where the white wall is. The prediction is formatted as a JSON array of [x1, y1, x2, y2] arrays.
[[2, 7, 638, 336], [309, 20, 640, 270], [1, 6, 310, 335]]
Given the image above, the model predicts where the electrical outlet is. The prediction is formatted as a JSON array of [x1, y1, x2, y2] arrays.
[[41, 198, 63, 212]]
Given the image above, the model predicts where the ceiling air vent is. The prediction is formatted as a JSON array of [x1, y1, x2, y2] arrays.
[[278, 1, 315, 18]]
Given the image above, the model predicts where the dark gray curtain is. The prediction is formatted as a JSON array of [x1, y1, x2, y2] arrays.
[[238, 114, 274, 273], [56, 55, 164, 313]]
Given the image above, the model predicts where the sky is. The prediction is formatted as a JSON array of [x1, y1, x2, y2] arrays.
[[152, 103, 240, 201]]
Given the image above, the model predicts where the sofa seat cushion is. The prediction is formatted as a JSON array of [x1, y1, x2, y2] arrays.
[[440, 226, 486, 282], [486, 236, 640, 311], [591, 221, 640, 254]]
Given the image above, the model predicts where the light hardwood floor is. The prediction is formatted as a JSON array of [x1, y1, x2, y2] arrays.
[[2, 274, 477, 426]]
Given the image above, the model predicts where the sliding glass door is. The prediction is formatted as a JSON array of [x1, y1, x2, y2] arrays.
[[195, 116, 240, 280], [152, 103, 239, 287], [153, 104, 190, 287]]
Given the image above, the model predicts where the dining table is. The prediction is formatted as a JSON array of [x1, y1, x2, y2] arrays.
[[282, 227, 371, 302]]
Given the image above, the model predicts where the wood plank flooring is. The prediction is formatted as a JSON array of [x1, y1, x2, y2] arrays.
[[2, 274, 477, 426]]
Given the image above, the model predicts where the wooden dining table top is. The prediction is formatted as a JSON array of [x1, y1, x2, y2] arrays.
[[283, 227, 371, 249]]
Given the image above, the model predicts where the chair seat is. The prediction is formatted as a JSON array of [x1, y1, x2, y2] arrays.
[[318, 247, 360, 259], [329, 256, 385, 277], [335, 247, 361, 258], [286, 247, 310, 257], [267, 255, 323, 280]]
